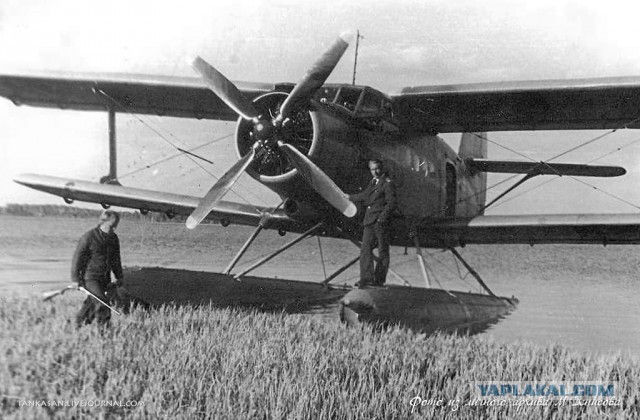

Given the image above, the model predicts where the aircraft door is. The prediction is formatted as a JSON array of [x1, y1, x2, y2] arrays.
[[445, 163, 456, 217]]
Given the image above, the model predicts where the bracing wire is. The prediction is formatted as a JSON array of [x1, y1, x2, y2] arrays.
[[491, 132, 640, 211], [119, 133, 233, 179], [493, 134, 640, 210], [547, 114, 640, 162], [480, 133, 537, 163], [423, 249, 479, 292], [384, 110, 640, 289], [454, 114, 640, 213], [95, 89, 269, 207], [436, 132, 538, 216], [563, 177, 640, 211]]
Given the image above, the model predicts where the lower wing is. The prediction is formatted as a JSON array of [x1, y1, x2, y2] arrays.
[[424, 214, 640, 246], [15, 173, 640, 246], [13, 173, 302, 233]]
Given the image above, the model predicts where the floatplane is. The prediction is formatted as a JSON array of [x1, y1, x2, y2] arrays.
[[3, 32, 640, 334]]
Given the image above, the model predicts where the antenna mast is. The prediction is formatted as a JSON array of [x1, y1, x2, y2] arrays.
[[352, 30, 362, 85]]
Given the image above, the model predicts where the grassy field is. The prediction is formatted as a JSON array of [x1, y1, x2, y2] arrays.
[[1, 295, 637, 419]]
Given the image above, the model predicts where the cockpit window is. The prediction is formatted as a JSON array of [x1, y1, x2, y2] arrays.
[[360, 91, 381, 113], [319, 87, 338, 103], [317, 86, 394, 128], [336, 87, 362, 111]]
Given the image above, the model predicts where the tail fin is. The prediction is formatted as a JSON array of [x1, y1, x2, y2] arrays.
[[459, 132, 488, 214], [459, 132, 487, 159]]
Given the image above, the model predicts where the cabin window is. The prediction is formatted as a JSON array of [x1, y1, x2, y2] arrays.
[[420, 160, 436, 177], [336, 87, 362, 111], [412, 155, 421, 172], [382, 100, 393, 119], [319, 87, 339, 104], [359, 91, 381, 113]]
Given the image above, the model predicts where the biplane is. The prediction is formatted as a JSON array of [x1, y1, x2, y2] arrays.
[[3, 32, 640, 332]]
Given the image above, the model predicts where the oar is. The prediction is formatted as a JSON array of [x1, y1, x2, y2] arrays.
[[42, 284, 77, 301], [79, 286, 121, 315], [42, 283, 120, 315]]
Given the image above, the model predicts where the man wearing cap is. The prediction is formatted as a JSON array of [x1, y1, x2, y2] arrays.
[[349, 159, 397, 287], [71, 210, 124, 327]]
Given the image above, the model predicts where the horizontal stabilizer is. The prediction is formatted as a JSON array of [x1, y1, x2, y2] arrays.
[[466, 159, 625, 177]]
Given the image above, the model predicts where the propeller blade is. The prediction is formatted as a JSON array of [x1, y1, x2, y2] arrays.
[[186, 147, 257, 229], [278, 31, 353, 120], [278, 142, 356, 218], [191, 56, 259, 121]]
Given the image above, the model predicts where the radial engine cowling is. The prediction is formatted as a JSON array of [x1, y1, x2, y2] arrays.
[[235, 91, 323, 198], [185, 33, 356, 229]]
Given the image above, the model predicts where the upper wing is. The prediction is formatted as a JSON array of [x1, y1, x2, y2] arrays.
[[7, 72, 640, 132], [0, 72, 278, 120], [392, 76, 640, 133], [424, 214, 640, 246]]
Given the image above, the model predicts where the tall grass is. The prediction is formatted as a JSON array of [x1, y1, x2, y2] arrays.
[[1, 296, 637, 419]]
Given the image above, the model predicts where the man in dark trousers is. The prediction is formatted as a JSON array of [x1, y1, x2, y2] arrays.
[[72, 210, 124, 327], [349, 159, 397, 287]]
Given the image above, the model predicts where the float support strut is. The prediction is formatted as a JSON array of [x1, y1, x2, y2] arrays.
[[321, 256, 360, 286], [449, 247, 496, 297], [413, 236, 431, 288], [224, 203, 283, 275], [233, 222, 324, 280], [224, 225, 264, 275]]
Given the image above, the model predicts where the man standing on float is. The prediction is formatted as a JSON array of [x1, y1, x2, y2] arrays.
[[349, 159, 397, 287]]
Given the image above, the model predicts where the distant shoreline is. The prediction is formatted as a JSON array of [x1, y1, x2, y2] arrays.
[[0, 203, 185, 223]]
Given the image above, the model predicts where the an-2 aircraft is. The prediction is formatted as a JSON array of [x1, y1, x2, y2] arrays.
[[3, 32, 640, 332]]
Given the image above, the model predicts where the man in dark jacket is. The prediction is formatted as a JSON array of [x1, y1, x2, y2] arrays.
[[72, 210, 124, 327], [349, 159, 397, 287]]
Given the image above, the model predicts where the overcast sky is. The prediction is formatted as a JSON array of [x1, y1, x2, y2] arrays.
[[2, 0, 640, 214]]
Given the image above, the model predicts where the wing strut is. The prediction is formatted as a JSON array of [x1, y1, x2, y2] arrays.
[[233, 222, 325, 280], [99, 101, 121, 185]]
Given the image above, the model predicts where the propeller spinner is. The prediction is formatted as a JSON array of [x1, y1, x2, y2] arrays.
[[186, 32, 357, 229]]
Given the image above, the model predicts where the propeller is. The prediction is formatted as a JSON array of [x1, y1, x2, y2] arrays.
[[192, 57, 259, 121], [187, 32, 355, 229], [278, 31, 353, 121], [186, 146, 257, 229], [278, 142, 356, 218]]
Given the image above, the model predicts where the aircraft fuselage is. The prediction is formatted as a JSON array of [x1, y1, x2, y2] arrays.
[[237, 86, 488, 246]]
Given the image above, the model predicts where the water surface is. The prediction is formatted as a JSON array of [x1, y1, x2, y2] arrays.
[[2, 215, 639, 358]]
